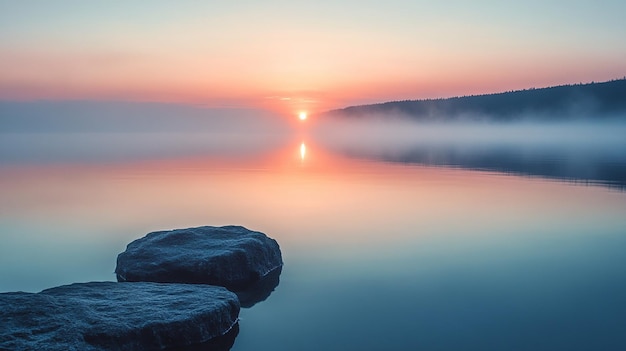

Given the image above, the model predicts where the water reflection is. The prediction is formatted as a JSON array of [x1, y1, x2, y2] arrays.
[[236, 267, 282, 308], [1, 129, 626, 351], [313, 122, 626, 189], [167, 323, 239, 351], [331, 143, 626, 189], [300, 142, 306, 161]]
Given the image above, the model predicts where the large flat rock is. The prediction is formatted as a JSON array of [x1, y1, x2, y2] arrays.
[[115, 225, 283, 291], [0, 282, 239, 351]]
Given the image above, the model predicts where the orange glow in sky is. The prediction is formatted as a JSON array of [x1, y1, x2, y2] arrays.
[[1, 2, 625, 114]]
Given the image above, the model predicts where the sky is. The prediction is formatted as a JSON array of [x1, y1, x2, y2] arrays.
[[1, 0, 625, 115]]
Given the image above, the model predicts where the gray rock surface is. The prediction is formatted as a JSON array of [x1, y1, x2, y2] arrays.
[[0, 282, 239, 351], [115, 225, 283, 291]]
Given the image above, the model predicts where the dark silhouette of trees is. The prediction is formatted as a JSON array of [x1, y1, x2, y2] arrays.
[[329, 79, 626, 121]]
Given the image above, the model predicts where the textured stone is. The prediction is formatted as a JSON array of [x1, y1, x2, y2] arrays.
[[115, 225, 283, 291], [0, 282, 239, 351]]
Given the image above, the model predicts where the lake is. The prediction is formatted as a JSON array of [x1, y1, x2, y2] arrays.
[[1, 122, 626, 350]]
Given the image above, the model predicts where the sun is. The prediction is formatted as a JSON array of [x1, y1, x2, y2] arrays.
[[298, 111, 307, 121]]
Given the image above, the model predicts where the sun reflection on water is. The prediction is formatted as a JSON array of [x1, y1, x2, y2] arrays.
[[300, 142, 306, 161]]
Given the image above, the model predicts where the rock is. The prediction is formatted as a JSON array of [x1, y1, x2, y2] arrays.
[[236, 266, 282, 308], [115, 225, 283, 291], [0, 282, 239, 351]]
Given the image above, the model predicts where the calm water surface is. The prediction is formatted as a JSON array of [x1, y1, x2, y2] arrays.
[[1, 132, 626, 350]]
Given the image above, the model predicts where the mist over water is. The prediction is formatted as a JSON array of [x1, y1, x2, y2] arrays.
[[314, 114, 626, 146], [1, 0, 625, 348], [0, 101, 294, 164], [0, 101, 293, 134], [2, 102, 626, 350], [2, 100, 625, 187], [312, 115, 626, 188]]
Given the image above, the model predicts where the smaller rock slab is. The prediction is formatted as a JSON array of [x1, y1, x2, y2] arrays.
[[0, 282, 239, 351], [115, 225, 283, 291]]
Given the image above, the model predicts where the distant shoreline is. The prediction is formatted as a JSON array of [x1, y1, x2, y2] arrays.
[[326, 78, 626, 121]]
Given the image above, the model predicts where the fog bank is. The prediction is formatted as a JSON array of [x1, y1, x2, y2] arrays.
[[0, 101, 292, 134], [312, 116, 626, 188]]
